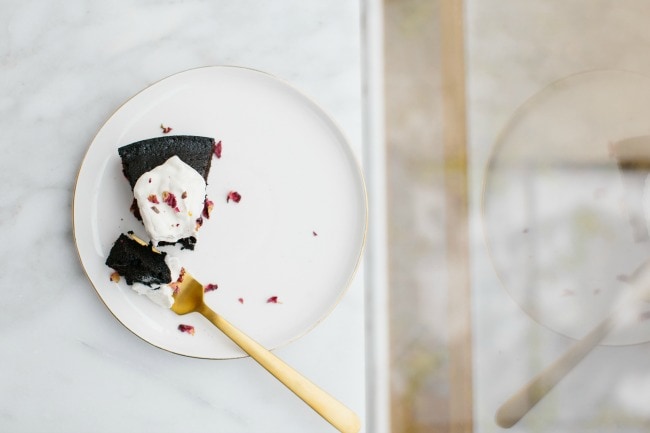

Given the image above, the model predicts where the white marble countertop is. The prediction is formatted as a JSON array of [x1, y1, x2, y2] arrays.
[[0, 1, 368, 432]]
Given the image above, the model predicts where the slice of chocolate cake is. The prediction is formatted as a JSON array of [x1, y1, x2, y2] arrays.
[[105, 233, 171, 286], [118, 135, 216, 189], [117, 136, 216, 249]]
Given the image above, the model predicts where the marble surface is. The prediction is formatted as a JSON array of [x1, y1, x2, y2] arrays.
[[0, 1, 368, 432]]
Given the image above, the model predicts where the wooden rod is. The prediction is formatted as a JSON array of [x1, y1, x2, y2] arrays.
[[440, 0, 473, 432]]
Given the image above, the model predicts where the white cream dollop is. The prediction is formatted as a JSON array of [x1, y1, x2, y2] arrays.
[[133, 156, 207, 244], [131, 255, 182, 308]]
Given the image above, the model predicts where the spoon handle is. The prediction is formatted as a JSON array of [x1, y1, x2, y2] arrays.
[[495, 316, 614, 428], [198, 304, 361, 433]]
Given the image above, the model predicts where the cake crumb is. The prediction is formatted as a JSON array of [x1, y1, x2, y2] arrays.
[[110, 271, 121, 283]]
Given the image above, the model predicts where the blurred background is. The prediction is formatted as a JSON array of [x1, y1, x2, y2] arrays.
[[377, 0, 650, 432]]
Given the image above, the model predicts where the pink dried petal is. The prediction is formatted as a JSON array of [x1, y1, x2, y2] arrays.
[[227, 191, 241, 203], [238, 298, 244, 304], [162, 191, 178, 210], [181, 191, 188, 199], [161, 124, 173, 134], [312, 231, 318, 237], [177, 267, 186, 283], [195, 216, 204, 231], [266, 296, 279, 304], [147, 194, 159, 204], [214, 140, 222, 159], [204, 283, 219, 293], [203, 198, 214, 219], [177, 324, 195, 335]]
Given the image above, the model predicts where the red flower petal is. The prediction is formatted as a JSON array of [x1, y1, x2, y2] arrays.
[[204, 283, 219, 293], [161, 124, 173, 134], [162, 191, 178, 210], [202, 198, 214, 219], [266, 296, 279, 304], [178, 324, 195, 335], [312, 231, 318, 237], [214, 140, 222, 159], [227, 191, 241, 203], [238, 298, 244, 304], [177, 267, 186, 283], [147, 194, 159, 204]]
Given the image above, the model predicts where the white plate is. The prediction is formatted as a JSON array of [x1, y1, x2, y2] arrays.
[[73, 66, 367, 358], [483, 70, 650, 345]]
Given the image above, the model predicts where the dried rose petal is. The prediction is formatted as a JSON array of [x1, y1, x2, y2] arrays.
[[178, 267, 186, 283], [202, 198, 214, 219], [195, 216, 204, 231], [181, 191, 188, 199], [178, 324, 195, 335], [162, 191, 179, 211], [312, 231, 318, 237], [204, 283, 218, 293], [238, 298, 244, 304], [110, 271, 120, 283], [160, 124, 173, 134], [266, 296, 279, 304], [214, 140, 222, 158], [227, 191, 241, 203]]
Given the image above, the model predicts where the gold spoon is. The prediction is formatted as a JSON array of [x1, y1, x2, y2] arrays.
[[495, 261, 650, 428], [129, 234, 361, 433]]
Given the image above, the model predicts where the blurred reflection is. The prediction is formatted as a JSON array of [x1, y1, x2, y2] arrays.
[[483, 70, 650, 345]]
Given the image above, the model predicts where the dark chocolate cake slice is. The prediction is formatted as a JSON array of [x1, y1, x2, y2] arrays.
[[117, 135, 216, 250], [118, 135, 216, 189], [105, 233, 171, 286]]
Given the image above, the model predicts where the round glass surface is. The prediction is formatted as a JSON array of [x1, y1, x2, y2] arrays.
[[483, 70, 650, 345]]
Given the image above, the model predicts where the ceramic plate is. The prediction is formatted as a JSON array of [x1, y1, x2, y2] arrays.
[[73, 66, 367, 358], [483, 70, 650, 345]]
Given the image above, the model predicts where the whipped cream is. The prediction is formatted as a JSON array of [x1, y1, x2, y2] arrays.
[[131, 255, 182, 308], [133, 156, 207, 244]]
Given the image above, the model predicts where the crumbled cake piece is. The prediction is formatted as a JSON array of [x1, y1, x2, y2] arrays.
[[105, 233, 171, 286]]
